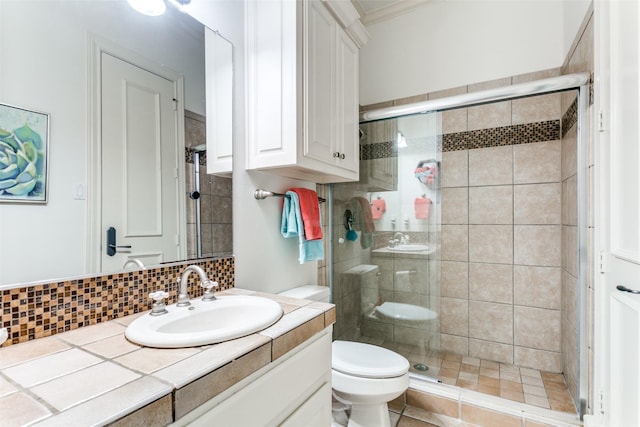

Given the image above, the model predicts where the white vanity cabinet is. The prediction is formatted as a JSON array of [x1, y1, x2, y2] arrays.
[[246, 0, 369, 183], [174, 328, 332, 427]]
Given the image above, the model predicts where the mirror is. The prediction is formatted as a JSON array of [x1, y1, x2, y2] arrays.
[[0, 0, 232, 287]]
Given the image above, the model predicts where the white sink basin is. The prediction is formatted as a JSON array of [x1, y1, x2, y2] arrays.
[[125, 295, 283, 348], [388, 244, 431, 252]]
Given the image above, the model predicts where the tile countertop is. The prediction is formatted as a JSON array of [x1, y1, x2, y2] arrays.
[[0, 288, 336, 427]]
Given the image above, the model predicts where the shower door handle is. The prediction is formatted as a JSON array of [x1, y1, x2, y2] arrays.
[[106, 227, 132, 256]]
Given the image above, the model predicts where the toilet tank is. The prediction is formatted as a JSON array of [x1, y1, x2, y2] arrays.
[[279, 285, 331, 303]]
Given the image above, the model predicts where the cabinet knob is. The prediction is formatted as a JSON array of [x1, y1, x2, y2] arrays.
[[340, 153, 346, 159], [333, 152, 346, 160]]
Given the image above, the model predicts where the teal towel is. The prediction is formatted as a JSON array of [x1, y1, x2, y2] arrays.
[[281, 191, 324, 263]]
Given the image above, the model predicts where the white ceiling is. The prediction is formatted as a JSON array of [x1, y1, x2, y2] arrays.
[[351, 0, 432, 25]]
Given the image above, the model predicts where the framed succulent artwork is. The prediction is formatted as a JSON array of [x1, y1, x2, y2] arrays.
[[0, 102, 50, 203]]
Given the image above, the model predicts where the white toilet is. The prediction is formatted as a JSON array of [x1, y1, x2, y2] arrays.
[[279, 285, 410, 427]]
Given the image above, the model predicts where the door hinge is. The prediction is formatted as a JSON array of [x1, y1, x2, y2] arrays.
[[598, 111, 605, 132], [172, 98, 178, 112], [599, 252, 606, 273], [174, 168, 179, 179], [175, 234, 180, 246]]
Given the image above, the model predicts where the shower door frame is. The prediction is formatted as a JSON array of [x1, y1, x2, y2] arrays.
[[330, 72, 591, 415]]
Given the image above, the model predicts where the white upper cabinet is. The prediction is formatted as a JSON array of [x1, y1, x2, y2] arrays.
[[245, 0, 369, 183], [205, 29, 233, 176]]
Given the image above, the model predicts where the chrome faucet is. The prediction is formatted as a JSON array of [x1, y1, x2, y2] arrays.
[[389, 232, 409, 247], [177, 265, 218, 306]]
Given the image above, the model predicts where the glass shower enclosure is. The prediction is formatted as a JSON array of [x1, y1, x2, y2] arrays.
[[329, 73, 590, 416]]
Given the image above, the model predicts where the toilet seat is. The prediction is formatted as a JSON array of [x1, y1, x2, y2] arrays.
[[332, 341, 409, 379]]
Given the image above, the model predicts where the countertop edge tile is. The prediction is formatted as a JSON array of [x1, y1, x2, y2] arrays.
[[31, 376, 172, 427], [0, 290, 336, 424]]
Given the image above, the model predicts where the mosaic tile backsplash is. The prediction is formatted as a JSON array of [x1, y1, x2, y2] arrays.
[[1, 257, 234, 347]]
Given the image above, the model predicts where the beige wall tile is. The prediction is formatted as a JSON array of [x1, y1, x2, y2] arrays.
[[469, 339, 513, 364], [562, 225, 579, 276], [441, 150, 469, 188], [441, 187, 468, 224], [441, 261, 468, 299], [442, 108, 468, 134], [440, 297, 468, 336], [513, 140, 561, 184], [514, 306, 561, 351], [469, 146, 513, 186], [469, 263, 513, 304], [468, 101, 512, 131], [469, 186, 513, 224], [514, 225, 561, 267], [561, 127, 577, 180], [514, 266, 562, 309], [440, 333, 469, 355], [441, 225, 469, 262], [512, 93, 561, 125], [469, 225, 513, 264], [469, 301, 513, 345], [562, 174, 578, 226], [514, 183, 561, 225], [514, 346, 561, 372], [512, 68, 561, 84], [461, 403, 521, 427]]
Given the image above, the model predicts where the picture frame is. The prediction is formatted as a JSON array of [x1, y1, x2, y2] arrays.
[[0, 102, 50, 204]]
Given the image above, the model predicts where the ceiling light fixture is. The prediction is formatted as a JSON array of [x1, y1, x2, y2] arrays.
[[396, 130, 407, 148], [127, 0, 191, 17]]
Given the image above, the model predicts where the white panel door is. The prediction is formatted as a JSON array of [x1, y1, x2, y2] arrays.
[[101, 52, 180, 272], [599, 0, 640, 425]]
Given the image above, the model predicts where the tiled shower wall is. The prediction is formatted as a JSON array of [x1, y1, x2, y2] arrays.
[[438, 71, 566, 373], [184, 111, 233, 258]]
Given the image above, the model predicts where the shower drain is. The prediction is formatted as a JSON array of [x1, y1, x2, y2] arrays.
[[413, 363, 429, 372]]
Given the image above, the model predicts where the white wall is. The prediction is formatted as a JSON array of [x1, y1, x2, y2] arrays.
[[0, 0, 204, 286], [359, 0, 566, 105], [186, 1, 319, 294]]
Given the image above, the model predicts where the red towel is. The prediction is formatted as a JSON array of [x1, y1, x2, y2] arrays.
[[371, 198, 386, 220], [414, 197, 431, 219], [291, 188, 323, 240]]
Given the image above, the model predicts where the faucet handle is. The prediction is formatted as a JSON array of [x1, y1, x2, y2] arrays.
[[201, 280, 218, 302], [149, 291, 169, 302], [148, 291, 169, 316]]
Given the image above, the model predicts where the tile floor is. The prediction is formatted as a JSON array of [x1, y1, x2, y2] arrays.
[[358, 338, 577, 415]]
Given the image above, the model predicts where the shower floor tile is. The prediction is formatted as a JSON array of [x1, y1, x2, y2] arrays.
[[363, 339, 577, 415]]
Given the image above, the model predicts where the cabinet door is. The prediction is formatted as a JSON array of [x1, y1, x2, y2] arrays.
[[304, 0, 335, 165], [335, 26, 359, 173], [279, 383, 332, 427]]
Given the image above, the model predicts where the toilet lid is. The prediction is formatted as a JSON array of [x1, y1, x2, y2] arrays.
[[332, 341, 409, 379], [375, 302, 438, 322]]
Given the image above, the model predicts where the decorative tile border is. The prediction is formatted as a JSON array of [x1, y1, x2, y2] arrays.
[[443, 120, 561, 152], [360, 140, 398, 160], [1, 257, 234, 347], [562, 97, 579, 138]]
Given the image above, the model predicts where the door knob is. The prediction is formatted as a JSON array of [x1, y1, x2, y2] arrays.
[[106, 227, 132, 256]]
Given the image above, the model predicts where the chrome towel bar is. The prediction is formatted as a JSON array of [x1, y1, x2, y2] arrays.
[[254, 188, 326, 203]]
